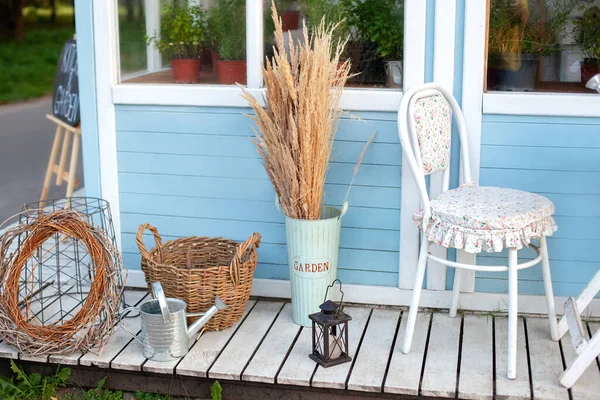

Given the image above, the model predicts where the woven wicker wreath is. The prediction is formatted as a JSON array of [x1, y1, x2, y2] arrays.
[[0, 209, 125, 355]]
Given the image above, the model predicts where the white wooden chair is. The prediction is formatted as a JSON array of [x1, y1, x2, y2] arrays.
[[397, 83, 559, 379], [558, 269, 600, 388]]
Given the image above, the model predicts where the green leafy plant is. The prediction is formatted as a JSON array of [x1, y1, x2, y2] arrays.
[[489, 0, 582, 57], [573, 3, 600, 62], [135, 390, 171, 400], [302, 0, 348, 42], [211, 381, 223, 400], [76, 377, 123, 400], [0, 359, 70, 400], [341, 0, 404, 60], [208, 0, 246, 60], [145, 4, 207, 60]]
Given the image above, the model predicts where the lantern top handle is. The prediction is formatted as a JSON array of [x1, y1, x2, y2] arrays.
[[324, 279, 345, 308]]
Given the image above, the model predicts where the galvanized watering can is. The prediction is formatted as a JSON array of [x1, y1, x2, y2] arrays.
[[122, 282, 228, 362]]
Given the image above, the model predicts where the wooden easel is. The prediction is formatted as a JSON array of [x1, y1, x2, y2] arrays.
[[40, 114, 81, 208]]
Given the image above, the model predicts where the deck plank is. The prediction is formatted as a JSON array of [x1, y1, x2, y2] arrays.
[[311, 307, 372, 390], [176, 300, 256, 378], [561, 322, 600, 400], [209, 301, 283, 380], [242, 302, 300, 384], [458, 314, 493, 400], [49, 290, 147, 366], [526, 317, 569, 400], [347, 308, 400, 392], [421, 313, 462, 398], [276, 328, 315, 387], [79, 292, 149, 368], [146, 300, 260, 375], [384, 312, 430, 396], [495, 317, 531, 400]]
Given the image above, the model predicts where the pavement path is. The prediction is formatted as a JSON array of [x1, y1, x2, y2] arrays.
[[0, 97, 84, 224]]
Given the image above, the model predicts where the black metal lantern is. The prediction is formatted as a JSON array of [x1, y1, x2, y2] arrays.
[[308, 279, 352, 368]]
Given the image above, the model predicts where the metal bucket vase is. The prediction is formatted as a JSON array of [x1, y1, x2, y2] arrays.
[[284, 202, 348, 327]]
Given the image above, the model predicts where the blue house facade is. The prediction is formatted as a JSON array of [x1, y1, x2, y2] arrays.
[[74, 0, 600, 314]]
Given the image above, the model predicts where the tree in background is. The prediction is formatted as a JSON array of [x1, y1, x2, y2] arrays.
[[0, 0, 25, 41]]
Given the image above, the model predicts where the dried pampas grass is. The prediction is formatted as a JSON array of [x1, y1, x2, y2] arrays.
[[242, 2, 351, 220]]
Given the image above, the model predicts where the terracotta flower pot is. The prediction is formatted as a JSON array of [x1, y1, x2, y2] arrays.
[[581, 59, 599, 86], [281, 11, 300, 31], [171, 59, 200, 84], [216, 60, 247, 85]]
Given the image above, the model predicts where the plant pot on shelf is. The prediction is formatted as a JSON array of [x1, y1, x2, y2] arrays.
[[281, 11, 300, 31], [581, 58, 599, 85], [488, 53, 539, 91], [216, 59, 247, 84], [285, 203, 348, 327], [385, 60, 403, 88], [171, 58, 200, 84]]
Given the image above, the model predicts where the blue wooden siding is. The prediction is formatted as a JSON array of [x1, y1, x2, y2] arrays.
[[477, 114, 600, 297], [115, 105, 402, 286]]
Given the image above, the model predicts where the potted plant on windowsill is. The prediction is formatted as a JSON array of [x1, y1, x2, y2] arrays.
[[488, 0, 578, 91], [209, 0, 246, 85], [573, 4, 600, 85], [277, 0, 300, 31], [145, 4, 207, 84], [343, 0, 404, 88]]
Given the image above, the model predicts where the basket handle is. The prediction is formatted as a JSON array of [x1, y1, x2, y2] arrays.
[[136, 223, 164, 263], [229, 232, 262, 285]]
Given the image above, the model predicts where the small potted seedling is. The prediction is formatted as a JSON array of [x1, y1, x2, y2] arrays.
[[209, 0, 247, 84], [146, 4, 207, 84]]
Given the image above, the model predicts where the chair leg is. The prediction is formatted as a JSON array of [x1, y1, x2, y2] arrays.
[[507, 248, 518, 380], [449, 268, 462, 318], [540, 235, 559, 341], [402, 239, 430, 354]]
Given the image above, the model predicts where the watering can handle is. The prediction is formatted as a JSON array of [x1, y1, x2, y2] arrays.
[[118, 307, 144, 345]]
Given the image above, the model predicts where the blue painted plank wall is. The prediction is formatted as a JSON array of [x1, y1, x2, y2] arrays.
[[114, 105, 402, 286], [478, 114, 600, 297]]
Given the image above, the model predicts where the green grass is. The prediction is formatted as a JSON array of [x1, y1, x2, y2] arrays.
[[0, 6, 75, 104]]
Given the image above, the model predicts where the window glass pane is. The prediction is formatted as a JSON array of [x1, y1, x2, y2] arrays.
[[117, 0, 247, 85], [264, 0, 405, 89], [486, 0, 600, 93]]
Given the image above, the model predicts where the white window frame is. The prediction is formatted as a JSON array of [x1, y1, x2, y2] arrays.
[[463, 0, 600, 118], [111, 0, 427, 112]]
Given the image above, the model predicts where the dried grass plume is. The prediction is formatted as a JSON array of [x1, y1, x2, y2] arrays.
[[242, 2, 351, 220]]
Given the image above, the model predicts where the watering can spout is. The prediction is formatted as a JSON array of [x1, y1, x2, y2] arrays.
[[187, 296, 228, 339]]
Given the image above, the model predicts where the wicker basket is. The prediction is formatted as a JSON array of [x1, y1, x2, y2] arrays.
[[136, 223, 261, 331]]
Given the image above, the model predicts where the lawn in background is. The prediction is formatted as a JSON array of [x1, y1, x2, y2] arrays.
[[0, 5, 75, 104], [0, 4, 148, 104]]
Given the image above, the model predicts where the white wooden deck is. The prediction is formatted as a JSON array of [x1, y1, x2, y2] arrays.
[[1, 288, 599, 399]]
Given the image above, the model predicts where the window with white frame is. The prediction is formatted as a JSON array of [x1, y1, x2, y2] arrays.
[[116, 0, 406, 89], [486, 0, 600, 94]]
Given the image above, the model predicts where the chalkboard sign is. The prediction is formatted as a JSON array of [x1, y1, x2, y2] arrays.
[[52, 39, 80, 126]]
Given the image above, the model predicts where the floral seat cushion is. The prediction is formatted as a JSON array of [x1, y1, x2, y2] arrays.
[[415, 185, 558, 253]]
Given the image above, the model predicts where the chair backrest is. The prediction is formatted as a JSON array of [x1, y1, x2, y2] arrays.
[[397, 83, 473, 217]]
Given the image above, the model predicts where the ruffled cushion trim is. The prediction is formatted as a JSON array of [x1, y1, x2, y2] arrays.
[[414, 211, 558, 253]]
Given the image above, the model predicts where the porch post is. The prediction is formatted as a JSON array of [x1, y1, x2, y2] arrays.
[[74, 0, 122, 249]]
